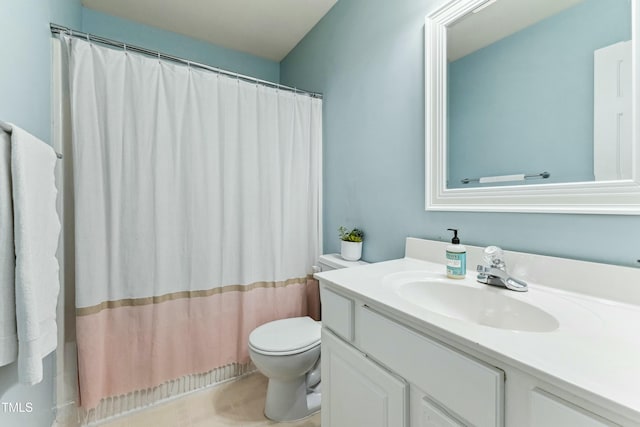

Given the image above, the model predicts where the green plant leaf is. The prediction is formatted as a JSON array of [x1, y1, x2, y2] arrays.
[[338, 226, 364, 242]]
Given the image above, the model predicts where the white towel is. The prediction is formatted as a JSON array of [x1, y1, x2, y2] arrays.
[[0, 130, 17, 366], [0, 122, 61, 385]]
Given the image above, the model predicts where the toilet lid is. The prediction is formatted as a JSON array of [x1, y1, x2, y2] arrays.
[[249, 316, 321, 355]]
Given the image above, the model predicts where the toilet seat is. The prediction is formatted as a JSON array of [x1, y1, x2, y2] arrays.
[[249, 316, 321, 356]]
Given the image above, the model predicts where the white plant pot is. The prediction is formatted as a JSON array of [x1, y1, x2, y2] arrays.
[[341, 240, 363, 261]]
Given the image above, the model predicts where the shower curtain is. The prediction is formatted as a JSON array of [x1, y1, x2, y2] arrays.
[[66, 37, 322, 409]]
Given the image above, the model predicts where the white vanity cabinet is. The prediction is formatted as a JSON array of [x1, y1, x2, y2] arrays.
[[319, 282, 630, 427], [357, 304, 504, 427], [316, 239, 640, 426], [320, 286, 504, 427]]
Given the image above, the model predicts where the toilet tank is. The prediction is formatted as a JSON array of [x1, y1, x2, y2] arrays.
[[317, 253, 368, 271]]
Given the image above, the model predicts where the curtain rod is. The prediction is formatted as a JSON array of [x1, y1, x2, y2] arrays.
[[49, 23, 323, 99]]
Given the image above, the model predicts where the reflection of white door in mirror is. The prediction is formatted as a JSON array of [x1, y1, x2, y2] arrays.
[[425, 0, 640, 214], [594, 40, 631, 181]]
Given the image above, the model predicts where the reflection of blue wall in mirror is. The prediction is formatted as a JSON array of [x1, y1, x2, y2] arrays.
[[447, 0, 630, 188]]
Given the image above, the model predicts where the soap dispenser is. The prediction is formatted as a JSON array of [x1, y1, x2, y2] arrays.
[[446, 228, 466, 279]]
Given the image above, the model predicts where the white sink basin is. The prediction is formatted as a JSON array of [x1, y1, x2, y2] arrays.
[[387, 275, 559, 332]]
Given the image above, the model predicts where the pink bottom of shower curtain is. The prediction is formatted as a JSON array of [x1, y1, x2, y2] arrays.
[[76, 280, 315, 409]]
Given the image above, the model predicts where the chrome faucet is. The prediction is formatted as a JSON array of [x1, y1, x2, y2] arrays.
[[476, 246, 528, 292]]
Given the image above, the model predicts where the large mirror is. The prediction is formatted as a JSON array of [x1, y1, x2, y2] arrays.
[[425, 0, 640, 214]]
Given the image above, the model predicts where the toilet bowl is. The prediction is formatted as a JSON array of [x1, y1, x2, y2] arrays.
[[248, 316, 321, 422], [248, 255, 367, 421]]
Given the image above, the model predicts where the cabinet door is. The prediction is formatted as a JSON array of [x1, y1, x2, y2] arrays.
[[322, 328, 408, 427], [530, 389, 619, 427]]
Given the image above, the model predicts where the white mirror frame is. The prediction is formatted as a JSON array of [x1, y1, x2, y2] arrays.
[[425, 0, 640, 214]]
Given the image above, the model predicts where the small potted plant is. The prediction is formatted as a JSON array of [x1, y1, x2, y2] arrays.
[[338, 226, 364, 261]]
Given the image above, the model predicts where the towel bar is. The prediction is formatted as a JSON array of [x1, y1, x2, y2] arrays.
[[461, 171, 550, 184]]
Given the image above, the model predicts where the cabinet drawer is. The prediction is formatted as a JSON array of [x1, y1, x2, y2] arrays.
[[358, 305, 504, 427], [531, 389, 618, 427], [320, 286, 354, 341]]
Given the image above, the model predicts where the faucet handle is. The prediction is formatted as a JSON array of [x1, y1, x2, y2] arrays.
[[483, 246, 505, 269]]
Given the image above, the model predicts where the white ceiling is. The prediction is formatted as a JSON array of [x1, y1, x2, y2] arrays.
[[448, 0, 584, 61], [81, 0, 338, 62]]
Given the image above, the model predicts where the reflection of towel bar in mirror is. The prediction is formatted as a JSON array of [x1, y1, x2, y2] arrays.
[[461, 172, 550, 185]]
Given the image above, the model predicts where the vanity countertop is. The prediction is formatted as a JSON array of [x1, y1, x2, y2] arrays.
[[315, 255, 640, 422]]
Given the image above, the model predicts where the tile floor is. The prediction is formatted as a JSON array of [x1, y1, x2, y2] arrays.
[[99, 373, 321, 427]]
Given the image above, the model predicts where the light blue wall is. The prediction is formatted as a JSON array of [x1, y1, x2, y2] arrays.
[[280, 0, 640, 268], [82, 8, 280, 83], [0, 1, 80, 424], [50, 0, 83, 32], [2, 0, 57, 142], [448, 0, 630, 188]]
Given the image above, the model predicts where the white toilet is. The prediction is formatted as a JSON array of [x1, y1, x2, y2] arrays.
[[248, 254, 368, 422]]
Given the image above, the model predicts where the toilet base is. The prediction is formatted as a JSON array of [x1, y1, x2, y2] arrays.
[[264, 376, 321, 422]]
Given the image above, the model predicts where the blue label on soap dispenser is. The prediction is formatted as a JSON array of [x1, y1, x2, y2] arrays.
[[446, 251, 466, 278]]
